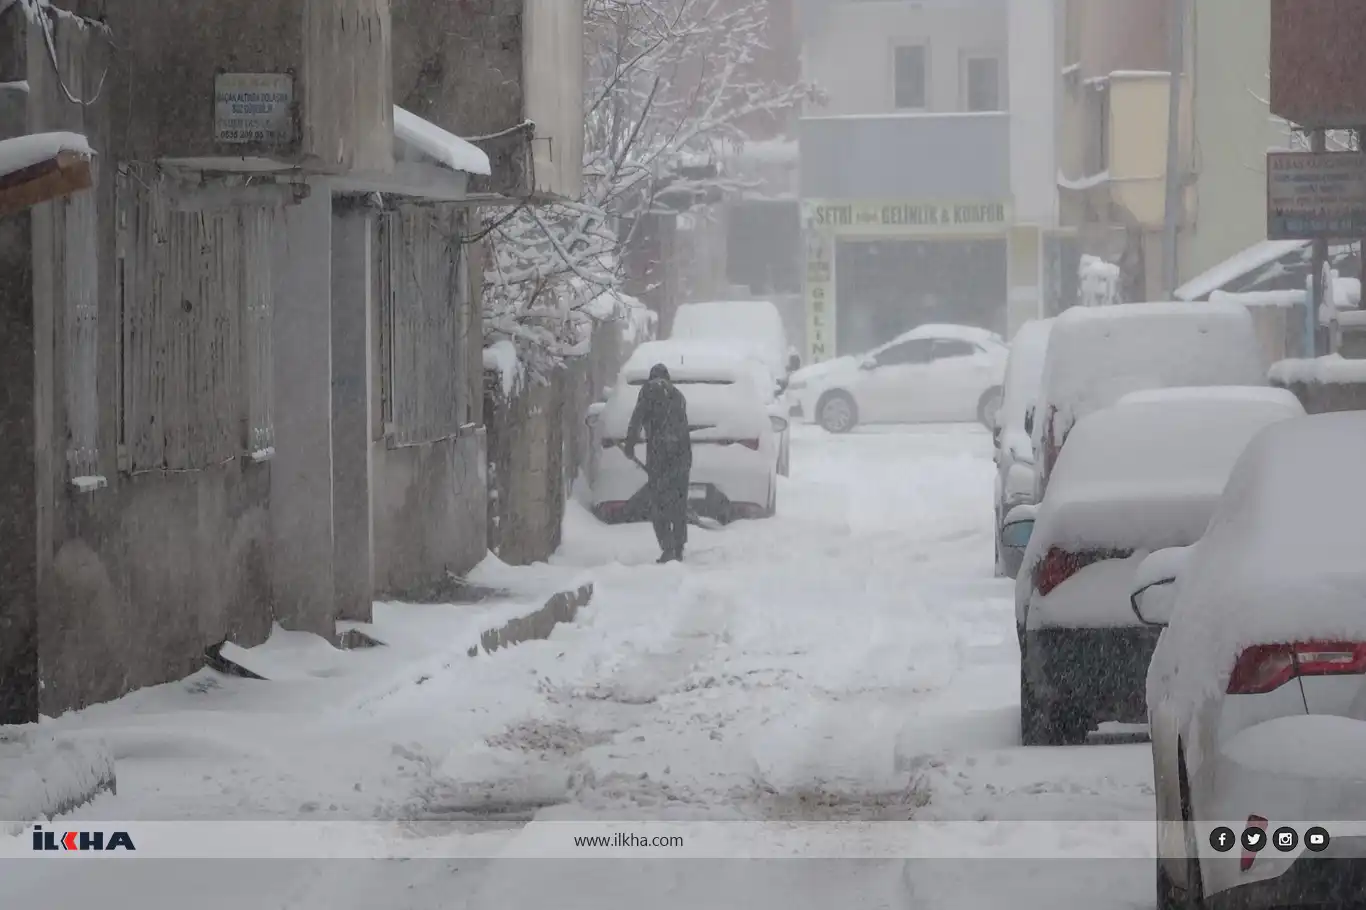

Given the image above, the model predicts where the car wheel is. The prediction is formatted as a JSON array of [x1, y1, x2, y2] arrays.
[[1021, 642, 1090, 746], [817, 391, 858, 434], [1020, 660, 1046, 746], [977, 386, 1003, 429], [1174, 750, 1206, 909], [994, 524, 1005, 578], [1157, 859, 1185, 910]]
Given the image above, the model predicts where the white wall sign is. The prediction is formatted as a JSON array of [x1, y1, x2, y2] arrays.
[[215, 73, 295, 145], [1267, 151, 1366, 239]]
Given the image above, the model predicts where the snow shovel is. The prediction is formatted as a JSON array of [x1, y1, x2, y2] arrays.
[[617, 444, 724, 531]]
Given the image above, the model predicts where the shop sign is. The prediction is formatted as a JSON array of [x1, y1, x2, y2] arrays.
[[803, 199, 1012, 235], [805, 233, 836, 363], [1267, 151, 1366, 239]]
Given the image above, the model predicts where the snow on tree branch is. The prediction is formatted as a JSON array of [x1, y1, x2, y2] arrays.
[[479, 0, 819, 382]]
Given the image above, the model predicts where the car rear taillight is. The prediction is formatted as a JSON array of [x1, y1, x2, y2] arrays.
[[1240, 815, 1268, 871], [1226, 641, 1366, 695], [1241, 815, 1268, 872], [738, 438, 759, 451], [1034, 547, 1130, 597]]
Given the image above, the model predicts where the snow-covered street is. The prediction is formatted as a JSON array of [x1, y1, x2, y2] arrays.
[[3, 424, 1156, 909]]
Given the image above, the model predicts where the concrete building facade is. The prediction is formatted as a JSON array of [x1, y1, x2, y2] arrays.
[[0, 0, 583, 722], [796, 0, 1062, 359]]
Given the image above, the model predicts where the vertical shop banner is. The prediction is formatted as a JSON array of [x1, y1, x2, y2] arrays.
[[805, 233, 835, 363]]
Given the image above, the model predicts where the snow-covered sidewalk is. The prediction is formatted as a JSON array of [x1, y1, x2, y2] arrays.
[[1, 425, 1156, 909]]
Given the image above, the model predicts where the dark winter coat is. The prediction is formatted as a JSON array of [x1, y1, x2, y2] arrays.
[[625, 376, 692, 482]]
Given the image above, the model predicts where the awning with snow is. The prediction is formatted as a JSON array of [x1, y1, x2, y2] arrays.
[[392, 106, 490, 177], [0, 131, 93, 215], [332, 106, 490, 201]]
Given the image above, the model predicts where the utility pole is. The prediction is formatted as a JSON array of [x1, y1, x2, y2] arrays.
[[1310, 127, 1328, 358], [1161, 0, 1186, 297]]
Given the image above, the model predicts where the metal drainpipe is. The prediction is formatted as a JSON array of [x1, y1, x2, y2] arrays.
[[1310, 128, 1327, 358], [1160, 0, 1187, 298]]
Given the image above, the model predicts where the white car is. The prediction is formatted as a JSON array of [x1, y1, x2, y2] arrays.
[[994, 317, 1054, 579], [1011, 387, 1305, 746], [1140, 412, 1366, 910], [615, 340, 790, 476], [785, 324, 1008, 433], [585, 350, 786, 524], [1032, 301, 1267, 498], [668, 299, 800, 385]]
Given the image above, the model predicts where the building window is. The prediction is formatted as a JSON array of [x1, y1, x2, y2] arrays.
[[62, 189, 100, 485], [893, 45, 927, 110], [116, 167, 278, 474], [963, 56, 1002, 112], [376, 205, 470, 448]]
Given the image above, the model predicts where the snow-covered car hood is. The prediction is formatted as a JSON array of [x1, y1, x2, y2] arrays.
[[788, 356, 860, 388]]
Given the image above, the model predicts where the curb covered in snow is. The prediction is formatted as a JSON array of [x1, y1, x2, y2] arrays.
[[470, 583, 594, 657], [0, 729, 116, 826]]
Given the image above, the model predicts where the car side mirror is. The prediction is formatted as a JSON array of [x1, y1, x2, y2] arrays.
[[860, 356, 877, 371], [1023, 406, 1034, 436], [1000, 503, 1037, 550], [788, 353, 802, 373], [769, 416, 789, 434], [1129, 545, 1196, 627]]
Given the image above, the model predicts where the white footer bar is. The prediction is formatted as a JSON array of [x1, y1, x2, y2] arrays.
[[3, 821, 1364, 860]]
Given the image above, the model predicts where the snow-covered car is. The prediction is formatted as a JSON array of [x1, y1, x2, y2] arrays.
[[585, 349, 786, 524], [1032, 301, 1267, 498], [611, 339, 791, 477], [785, 324, 1008, 433], [668, 299, 798, 385], [1140, 412, 1366, 910], [994, 317, 1054, 579], [1011, 387, 1306, 746]]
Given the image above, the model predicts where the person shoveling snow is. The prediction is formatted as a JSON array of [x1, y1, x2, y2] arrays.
[[622, 364, 722, 561]]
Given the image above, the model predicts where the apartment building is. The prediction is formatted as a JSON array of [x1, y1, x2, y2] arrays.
[[796, 0, 1063, 361]]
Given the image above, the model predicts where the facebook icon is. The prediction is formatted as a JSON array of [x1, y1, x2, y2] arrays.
[[1210, 827, 1236, 853]]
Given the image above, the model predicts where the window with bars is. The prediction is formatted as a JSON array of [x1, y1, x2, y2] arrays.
[[115, 168, 276, 474], [58, 187, 100, 487], [375, 205, 470, 448]]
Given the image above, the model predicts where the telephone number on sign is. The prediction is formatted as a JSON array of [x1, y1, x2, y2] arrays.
[[217, 130, 284, 142]]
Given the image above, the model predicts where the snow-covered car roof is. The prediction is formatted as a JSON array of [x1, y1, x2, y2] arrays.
[[1154, 412, 1366, 710], [621, 341, 775, 393], [1038, 301, 1265, 442], [1022, 394, 1303, 558], [1116, 385, 1304, 410], [878, 322, 1006, 353], [999, 318, 1054, 440], [669, 300, 789, 369]]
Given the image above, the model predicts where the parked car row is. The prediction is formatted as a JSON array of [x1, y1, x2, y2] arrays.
[[994, 301, 1366, 908]]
